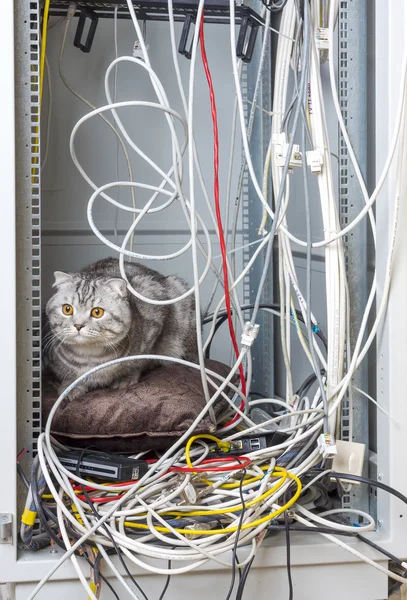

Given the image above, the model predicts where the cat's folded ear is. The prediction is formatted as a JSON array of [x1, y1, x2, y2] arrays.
[[106, 278, 128, 297], [53, 271, 73, 288]]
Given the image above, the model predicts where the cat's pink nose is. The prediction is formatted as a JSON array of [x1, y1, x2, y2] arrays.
[[74, 324, 84, 331]]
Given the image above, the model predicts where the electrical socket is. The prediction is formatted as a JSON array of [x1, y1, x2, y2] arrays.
[[331, 440, 365, 483]]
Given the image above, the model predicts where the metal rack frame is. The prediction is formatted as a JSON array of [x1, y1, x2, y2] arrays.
[[4, 1, 400, 598], [48, 0, 264, 24]]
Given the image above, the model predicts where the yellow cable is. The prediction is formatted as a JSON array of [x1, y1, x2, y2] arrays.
[[201, 475, 263, 489], [124, 471, 301, 536], [31, 0, 50, 183], [290, 296, 313, 364], [259, 138, 273, 232], [40, 0, 51, 105], [161, 468, 287, 517], [202, 465, 270, 489], [185, 435, 230, 469]]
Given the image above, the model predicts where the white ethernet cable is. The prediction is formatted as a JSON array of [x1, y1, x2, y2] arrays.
[[59, 5, 137, 224]]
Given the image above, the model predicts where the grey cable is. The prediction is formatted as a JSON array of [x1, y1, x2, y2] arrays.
[[250, 0, 311, 328]]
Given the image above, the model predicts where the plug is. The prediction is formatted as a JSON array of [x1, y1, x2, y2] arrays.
[[273, 133, 303, 170], [184, 522, 216, 540], [317, 433, 337, 458], [315, 27, 329, 50], [241, 322, 260, 347], [67, 2, 77, 21], [306, 150, 324, 174], [133, 40, 149, 60]]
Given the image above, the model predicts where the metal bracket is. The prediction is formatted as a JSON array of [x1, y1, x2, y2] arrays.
[[178, 14, 196, 59], [74, 7, 99, 53], [178, 9, 259, 62], [0, 514, 12, 544], [236, 13, 260, 63]]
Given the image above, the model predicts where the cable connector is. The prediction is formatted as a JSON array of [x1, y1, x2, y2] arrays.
[[273, 133, 303, 170], [67, 2, 77, 20], [317, 433, 337, 458], [180, 482, 197, 505], [241, 322, 260, 347], [306, 150, 324, 174], [315, 27, 329, 50], [133, 40, 149, 60], [257, 227, 268, 237], [184, 522, 216, 540]]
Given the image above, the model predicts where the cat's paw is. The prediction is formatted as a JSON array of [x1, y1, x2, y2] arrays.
[[58, 384, 87, 401], [111, 374, 140, 391]]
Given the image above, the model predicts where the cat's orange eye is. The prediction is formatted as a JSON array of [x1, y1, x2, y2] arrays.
[[62, 304, 73, 316], [91, 307, 104, 319]]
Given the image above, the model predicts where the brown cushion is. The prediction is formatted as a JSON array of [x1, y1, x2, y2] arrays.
[[42, 360, 235, 453]]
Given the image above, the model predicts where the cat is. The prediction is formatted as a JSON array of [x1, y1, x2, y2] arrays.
[[43, 257, 198, 400]]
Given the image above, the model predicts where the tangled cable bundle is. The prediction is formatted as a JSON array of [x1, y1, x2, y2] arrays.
[[23, 0, 407, 597]]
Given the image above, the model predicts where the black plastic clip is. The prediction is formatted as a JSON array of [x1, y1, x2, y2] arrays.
[[236, 14, 260, 63], [178, 14, 196, 60], [74, 8, 99, 53]]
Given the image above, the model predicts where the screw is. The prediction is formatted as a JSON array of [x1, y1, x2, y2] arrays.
[[377, 473, 383, 481], [49, 546, 58, 554]]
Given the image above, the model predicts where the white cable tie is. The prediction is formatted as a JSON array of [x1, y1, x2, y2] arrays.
[[243, 99, 284, 117], [241, 322, 260, 347]]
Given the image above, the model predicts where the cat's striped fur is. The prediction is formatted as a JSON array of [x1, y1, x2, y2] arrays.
[[44, 258, 198, 400]]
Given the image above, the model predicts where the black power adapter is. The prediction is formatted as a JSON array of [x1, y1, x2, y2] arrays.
[[57, 449, 149, 482]]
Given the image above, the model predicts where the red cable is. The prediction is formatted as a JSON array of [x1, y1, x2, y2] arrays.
[[74, 455, 251, 499], [199, 17, 246, 427], [71, 456, 250, 492], [75, 493, 126, 504], [170, 455, 251, 473]]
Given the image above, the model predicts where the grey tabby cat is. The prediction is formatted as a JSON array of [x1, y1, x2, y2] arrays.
[[44, 258, 198, 400]]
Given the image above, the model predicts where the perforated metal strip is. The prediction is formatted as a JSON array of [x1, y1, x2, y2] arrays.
[[15, 0, 42, 460]]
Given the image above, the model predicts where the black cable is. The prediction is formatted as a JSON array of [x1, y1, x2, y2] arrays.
[[235, 555, 255, 600], [203, 303, 327, 359], [306, 471, 407, 595], [262, 0, 289, 12], [331, 472, 407, 506], [267, 524, 357, 536], [17, 463, 30, 489], [76, 448, 150, 600], [284, 508, 294, 600], [158, 560, 171, 600], [295, 372, 318, 398], [28, 456, 122, 599], [80, 545, 121, 600], [355, 534, 404, 567], [225, 459, 247, 600]]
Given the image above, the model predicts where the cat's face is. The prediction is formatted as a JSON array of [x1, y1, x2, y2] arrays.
[[46, 271, 131, 348]]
